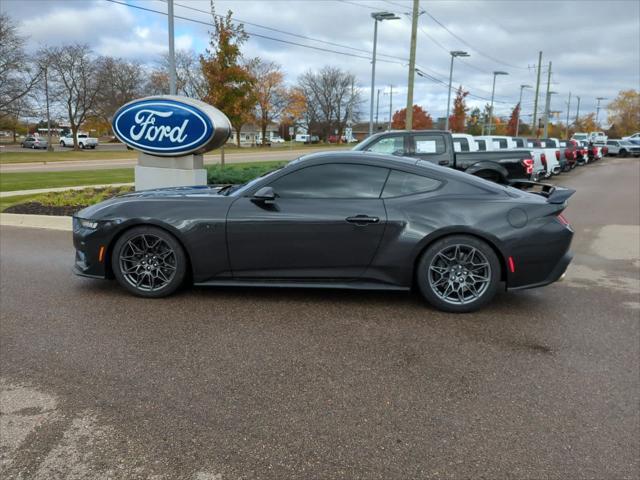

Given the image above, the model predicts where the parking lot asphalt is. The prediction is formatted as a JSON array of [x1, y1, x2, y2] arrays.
[[1, 157, 639, 479]]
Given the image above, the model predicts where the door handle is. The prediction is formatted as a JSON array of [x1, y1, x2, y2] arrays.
[[346, 215, 380, 225], [439, 160, 450, 165]]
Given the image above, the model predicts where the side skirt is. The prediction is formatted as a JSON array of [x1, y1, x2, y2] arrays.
[[194, 279, 410, 291]]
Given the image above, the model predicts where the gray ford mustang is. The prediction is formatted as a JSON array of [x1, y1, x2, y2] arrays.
[[73, 151, 574, 312]]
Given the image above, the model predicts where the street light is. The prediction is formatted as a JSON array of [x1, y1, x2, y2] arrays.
[[445, 50, 470, 131], [369, 11, 399, 136], [485, 71, 508, 135], [543, 90, 557, 137], [516, 84, 532, 136], [595, 97, 606, 126]]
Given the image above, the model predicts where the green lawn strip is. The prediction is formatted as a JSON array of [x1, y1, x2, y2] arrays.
[[0, 187, 133, 213], [0, 150, 138, 164], [0, 169, 134, 192], [1, 161, 286, 194]]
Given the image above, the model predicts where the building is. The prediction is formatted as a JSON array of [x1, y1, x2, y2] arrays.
[[228, 122, 280, 146]]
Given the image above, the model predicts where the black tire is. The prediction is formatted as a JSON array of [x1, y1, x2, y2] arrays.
[[416, 235, 501, 313], [111, 226, 187, 298], [60, 141, 65, 147], [79, 142, 84, 149], [31, 144, 36, 149], [620, 149, 627, 157]]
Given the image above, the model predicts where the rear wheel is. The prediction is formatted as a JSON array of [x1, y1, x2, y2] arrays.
[[416, 235, 501, 313], [620, 149, 627, 157], [111, 226, 187, 298]]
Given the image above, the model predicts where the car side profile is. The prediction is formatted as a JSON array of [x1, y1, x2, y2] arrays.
[[21, 136, 48, 149], [73, 151, 574, 313]]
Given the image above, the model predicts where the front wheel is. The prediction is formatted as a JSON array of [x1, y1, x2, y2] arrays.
[[111, 226, 187, 298], [620, 149, 627, 157], [60, 141, 65, 147], [416, 235, 501, 313]]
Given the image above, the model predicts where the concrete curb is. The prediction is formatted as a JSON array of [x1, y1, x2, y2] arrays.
[[0, 183, 134, 198], [0, 213, 72, 231]]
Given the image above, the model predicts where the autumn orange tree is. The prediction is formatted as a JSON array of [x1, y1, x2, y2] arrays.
[[391, 105, 432, 129], [607, 89, 639, 136], [506, 102, 521, 136], [574, 113, 598, 134], [448, 86, 468, 132], [249, 60, 288, 146], [200, 6, 255, 147]]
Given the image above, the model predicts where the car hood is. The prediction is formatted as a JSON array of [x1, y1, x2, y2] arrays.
[[76, 185, 227, 219]]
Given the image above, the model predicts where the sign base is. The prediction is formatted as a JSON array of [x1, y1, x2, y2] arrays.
[[135, 153, 207, 191]]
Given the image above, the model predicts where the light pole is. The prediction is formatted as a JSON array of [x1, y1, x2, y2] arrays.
[[369, 11, 399, 136], [575, 96, 581, 125], [516, 84, 532, 136], [445, 50, 469, 131], [485, 71, 508, 135], [168, 0, 176, 95], [595, 97, 606, 126], [375, 88, 381, 129], [543, 90, 557, 137]]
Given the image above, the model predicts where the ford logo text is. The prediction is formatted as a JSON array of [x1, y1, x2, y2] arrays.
[[112, 96, 232, 157]]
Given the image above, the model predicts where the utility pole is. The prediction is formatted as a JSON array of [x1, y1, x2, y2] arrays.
[[543, 61, 552, 137], [486, 71, 508, 135], [405, 0, 420, 130], [168, 0, 177, 95], [575, 96, 581, 125], [531, 51, 542, 138], [388, 85, 393, 130], [595, 97, 606, 126], [445, 51, 470, 131], [375, 88, 381, 128], [565, 92, 571, 138]]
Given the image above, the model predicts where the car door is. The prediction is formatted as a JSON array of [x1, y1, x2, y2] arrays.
[[226, 163, 389, 279], [406, 132, 450, 166]]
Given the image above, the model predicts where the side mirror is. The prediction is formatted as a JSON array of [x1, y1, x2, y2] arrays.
[[252, 186, 276, 204]]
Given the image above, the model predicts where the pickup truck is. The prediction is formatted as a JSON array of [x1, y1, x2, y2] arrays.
[[354, 130, 535, 184], [527, 138, 562, 176], [59, 133, 99, 149]]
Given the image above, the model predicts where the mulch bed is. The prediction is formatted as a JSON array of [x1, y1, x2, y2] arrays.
[[4, 202, 87, 216]]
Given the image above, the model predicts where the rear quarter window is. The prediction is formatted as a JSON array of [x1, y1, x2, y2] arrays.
[[453, 138, 469, 152], [476, 140, 486, 151], [382, 170, 442, 198]]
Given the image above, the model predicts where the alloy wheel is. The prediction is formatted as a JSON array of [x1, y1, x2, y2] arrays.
[[119, 234, 177, 292], [428, 244, 491, 305]]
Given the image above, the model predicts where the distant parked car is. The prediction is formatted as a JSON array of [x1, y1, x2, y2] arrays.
[[622, 132, 640, 141], [571, 132, 589, 142], [60, 133, 98, 149], [21, 136, 48, 149], [588, 131, 607, 143], [270, 136, 285, 143], [605, 139, 640, 157]]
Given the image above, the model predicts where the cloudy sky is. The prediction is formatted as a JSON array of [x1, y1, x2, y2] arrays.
[[4, 0, 639, 123]]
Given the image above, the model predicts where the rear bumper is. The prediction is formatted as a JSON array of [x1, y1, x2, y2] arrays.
[[507, 251, 573, 291]]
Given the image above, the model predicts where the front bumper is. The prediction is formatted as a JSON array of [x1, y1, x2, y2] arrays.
[[72, 217, 114, 279]]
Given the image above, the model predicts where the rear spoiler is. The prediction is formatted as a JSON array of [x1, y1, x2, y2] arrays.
[[508, 180, 575, 204]]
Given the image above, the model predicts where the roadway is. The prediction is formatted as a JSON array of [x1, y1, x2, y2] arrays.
[[1, 145, 347, 173], [1, 157, 638, 479]]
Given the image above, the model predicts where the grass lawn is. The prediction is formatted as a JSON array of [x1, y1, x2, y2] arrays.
[[0, 194, 41, 212], [0, 169, 134, 192], [0, 161, 287, 193], [0, 150, 137, 164]]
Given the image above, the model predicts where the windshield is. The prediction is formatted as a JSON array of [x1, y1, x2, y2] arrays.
[[224, 165, 287, 196]]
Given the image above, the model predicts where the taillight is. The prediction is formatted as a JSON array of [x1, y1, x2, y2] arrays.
[[564, 148, 571, 160], [603, 146, 609, 155], [541, 153, 547, 166], [557, 213, 570, 227], [555, 150, 560, 160], [521, 158, 534, 175], [573, 150, 577, 159]]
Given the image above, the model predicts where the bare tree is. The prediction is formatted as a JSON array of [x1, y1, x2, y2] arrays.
[[0, 14, 41, 118], [249, 60, 288, 145], [94, 56, 144, 128], [42, 44, 101, 150], [149, 50, 207, 99], [297, 66, 360, 141]]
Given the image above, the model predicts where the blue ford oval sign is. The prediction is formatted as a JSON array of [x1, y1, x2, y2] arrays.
[[112, 96, 231, 157]]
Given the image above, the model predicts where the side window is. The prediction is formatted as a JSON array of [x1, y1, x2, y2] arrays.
[[496, 139, 507, 148], [606, 141, 614, 146], [514, 139, 525, 148], [365, 135, 404, 155], [382, 170, 442, 198], [269, 163, 389, 199], [476, 140, 486, 151], [413, 135, 445, 154], [453, 138, 469, 152]]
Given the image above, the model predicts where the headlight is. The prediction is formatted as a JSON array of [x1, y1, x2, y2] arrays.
[[74, 217, 98, 230]]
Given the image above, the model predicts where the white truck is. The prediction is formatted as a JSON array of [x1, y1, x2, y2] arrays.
[[59, 133, 99, 149]]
